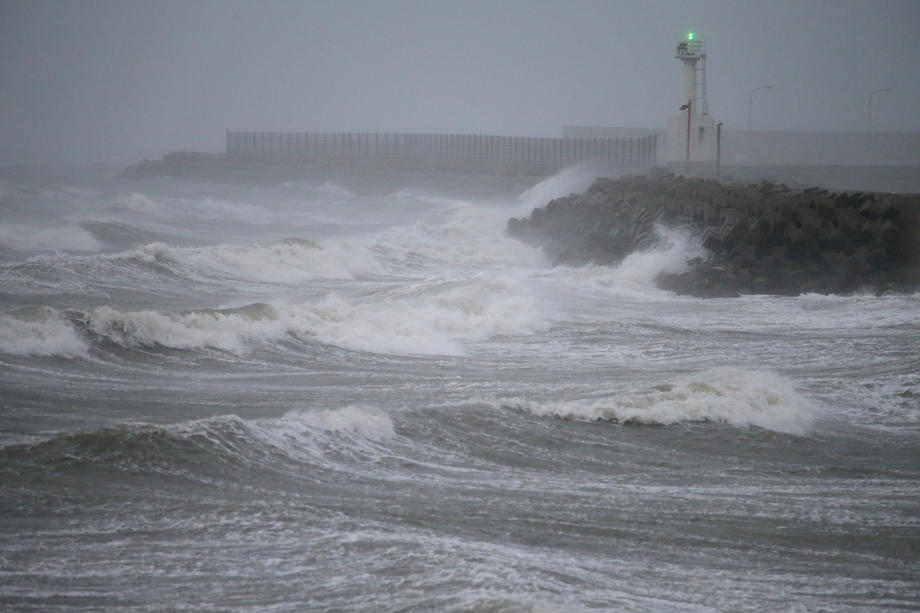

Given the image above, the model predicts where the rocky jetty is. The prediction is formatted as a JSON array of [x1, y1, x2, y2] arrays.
[[507, 172, 920, 296]]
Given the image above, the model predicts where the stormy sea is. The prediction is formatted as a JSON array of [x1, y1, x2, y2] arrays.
[[1, 167, 918, 612]]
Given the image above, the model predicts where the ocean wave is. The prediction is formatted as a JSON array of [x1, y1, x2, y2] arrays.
[[499, 368, 818, 435], [0, 221, 102, 253], [372, 200, 546, 272], [119, 236, 383, 283], [515, 165, 600, 217], [81, 302, 286, 354], [246, 407, 396, 463], [295, 273, 547, 355], [101, 191, 161, 215], [559, 225, 704, 291], [101, 191, 278, 225], [281, 180, 357, 198], [1, 235, 384, 292], [0, 406, 396, 477], [77, 220, 163, 249], [0, 306, 89, 357], [1, 270, 544, 358]]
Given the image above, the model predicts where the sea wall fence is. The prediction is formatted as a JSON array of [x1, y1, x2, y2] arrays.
[[226, 131, 657, 172]]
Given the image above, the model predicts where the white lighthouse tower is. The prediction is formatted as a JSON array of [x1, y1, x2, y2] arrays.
[[667, 33, 717, 167]]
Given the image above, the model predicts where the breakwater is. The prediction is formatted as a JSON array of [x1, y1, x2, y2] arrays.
[[121, 151, 547, 196], [225, 131, 657, 174], [121, 131, 657, 195], [507, 172, 920, 296]]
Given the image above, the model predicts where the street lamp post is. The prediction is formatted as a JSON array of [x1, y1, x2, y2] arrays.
[[716, 122, 723, 178], [680, 99, 692, 173], [748, 85, 772, 131], [868, 88, 892, 162]]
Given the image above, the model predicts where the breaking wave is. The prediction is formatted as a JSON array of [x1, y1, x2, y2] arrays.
[[500, 368, 818, 435], [516, 165, 601, 217], [558, 225, 705, 291], [0, 222, 102, 253], [298, 274, 546, 355], [120, 236, 384, 283], [0, 406, 396, 477], [0, 273, 545, 357], [0, 306, 88, 357], [82, 302, 286, 354]]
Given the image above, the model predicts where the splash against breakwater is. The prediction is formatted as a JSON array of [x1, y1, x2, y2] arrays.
[[508, 172, 920, 296]]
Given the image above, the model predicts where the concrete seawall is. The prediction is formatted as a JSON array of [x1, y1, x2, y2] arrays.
[[508, 172, 920, 296]]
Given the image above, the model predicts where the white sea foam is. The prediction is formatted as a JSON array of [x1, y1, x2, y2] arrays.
[[183, 237, 383, 282], [515, 164, 600, 217], [123, 236, 384, 283], [0, 307, 88, 357], [86, 303, 286, 354], [614, 226, 704, 285], [0, 222, 102, 253], [375, 200, 546, 271], [66, 271, 543, 357], [291, 273, 547, 355], [104, 192, 162, 215], [502, 368, 818, 435], [170, 196, 272, 223], [282, 180, 357, 199], [242, 406, 396, 465], [278, 406, 395, 440], [147, 406, 394, 468], [553, 225, 704, 294]]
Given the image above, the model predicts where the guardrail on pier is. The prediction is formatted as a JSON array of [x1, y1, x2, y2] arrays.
[[226, 131, 656, 171]]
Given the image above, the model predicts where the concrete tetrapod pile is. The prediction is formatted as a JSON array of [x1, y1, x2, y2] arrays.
[[507, 172, 920, 296]]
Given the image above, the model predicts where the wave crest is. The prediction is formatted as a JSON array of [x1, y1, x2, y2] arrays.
[[0, 222, 102, 253], [1, 272, 545, 358], [502, 368, 818, 435], [298, 273, 546, 355], [0, 306, 88, 357], [122, 236, 381, 283], [84, 303, 284, 354], [1, 406, 395, 476]]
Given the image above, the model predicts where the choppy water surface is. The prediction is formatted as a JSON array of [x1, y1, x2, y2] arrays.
[[1, 169, 918, 611]]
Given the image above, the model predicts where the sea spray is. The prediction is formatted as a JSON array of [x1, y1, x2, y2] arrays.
[[374, 199, 546, 272], [13, 271, 546, 357], [85, 303, 285, 354], [0, 222, 102, 253], [500, 367, 818, 435], [123, 237, 384, 283], [0, 306, 88, 357], [515, 165, 601, 217], [561, 225, 705, 291], [292, 273, 547, 355]]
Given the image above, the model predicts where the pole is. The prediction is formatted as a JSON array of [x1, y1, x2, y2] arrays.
[[716, 122, 723, 179], [868, 88, 892, 162], [748, 85, 772, 131], [685, 99, 692, 174]]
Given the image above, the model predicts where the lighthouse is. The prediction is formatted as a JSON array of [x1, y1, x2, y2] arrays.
[[668, 33, 717, 167]]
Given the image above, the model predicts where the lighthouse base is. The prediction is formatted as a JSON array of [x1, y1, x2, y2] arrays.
[[667, 113, 718, 163]]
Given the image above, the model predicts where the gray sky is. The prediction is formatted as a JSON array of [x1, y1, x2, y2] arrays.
[[1, 0, 918, 164]]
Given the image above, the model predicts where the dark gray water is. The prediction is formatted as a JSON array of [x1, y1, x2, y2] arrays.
[[1, 168, 918, 611]]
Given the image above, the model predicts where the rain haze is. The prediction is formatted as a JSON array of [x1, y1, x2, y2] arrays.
[[1, 0, 918, 165], [3, 2, 920, 611]]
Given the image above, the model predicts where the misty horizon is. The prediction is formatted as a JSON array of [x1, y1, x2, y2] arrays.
[[2, 0, 919, 165]]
